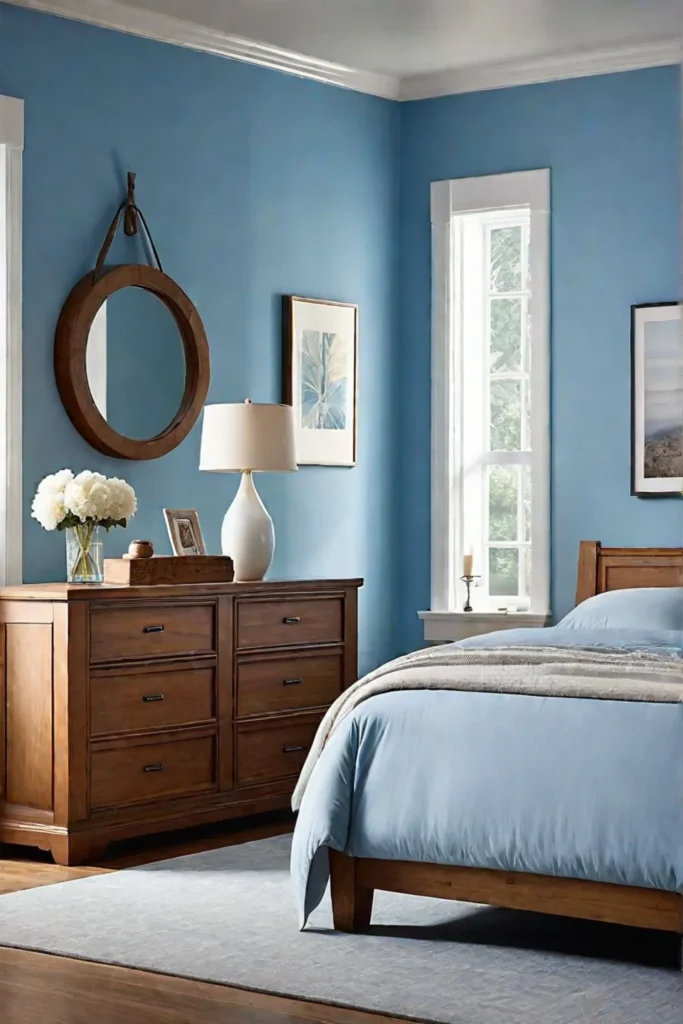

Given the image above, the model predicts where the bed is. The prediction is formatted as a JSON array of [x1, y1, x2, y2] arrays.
[[291, 541, 683, 964]]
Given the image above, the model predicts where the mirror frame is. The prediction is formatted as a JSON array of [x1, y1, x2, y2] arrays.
[[55, 264, 210, 460]]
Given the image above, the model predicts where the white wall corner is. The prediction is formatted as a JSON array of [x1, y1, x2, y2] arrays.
[[0, 94, 24, 586]]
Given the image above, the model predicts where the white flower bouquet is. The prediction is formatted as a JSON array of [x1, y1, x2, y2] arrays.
[[32, 470, 137, 582]]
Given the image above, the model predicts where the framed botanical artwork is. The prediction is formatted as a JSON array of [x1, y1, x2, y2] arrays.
[[282, 296, 358, 466], [631, 302, 683, 496], [163, 508, 206, 555]]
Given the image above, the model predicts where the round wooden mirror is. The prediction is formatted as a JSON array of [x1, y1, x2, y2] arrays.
[[55, 264, 210, 460]]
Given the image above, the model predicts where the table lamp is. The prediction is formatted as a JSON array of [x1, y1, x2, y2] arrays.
[[199, 400, 297, 581]]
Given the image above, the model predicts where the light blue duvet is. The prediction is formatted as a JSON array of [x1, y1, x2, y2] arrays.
[[291, 628, 683, 927]]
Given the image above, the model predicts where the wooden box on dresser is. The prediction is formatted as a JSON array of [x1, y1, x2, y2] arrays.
[[0, 578, 361, 865]]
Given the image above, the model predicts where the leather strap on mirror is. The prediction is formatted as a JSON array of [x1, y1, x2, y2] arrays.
[[92, 171, 164, 282]]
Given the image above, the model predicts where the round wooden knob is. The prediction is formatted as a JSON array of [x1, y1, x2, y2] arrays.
[[128, 540, 154, 559]]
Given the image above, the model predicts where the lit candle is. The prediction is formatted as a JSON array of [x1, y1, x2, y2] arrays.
[[463, 552, 473, 577]]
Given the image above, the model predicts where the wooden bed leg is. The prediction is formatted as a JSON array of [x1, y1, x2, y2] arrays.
[[675, 935, 683, 972], [329, 850, 374, 932]]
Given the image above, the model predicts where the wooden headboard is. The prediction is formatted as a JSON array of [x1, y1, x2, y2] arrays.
[[576, 541, 683, 605]]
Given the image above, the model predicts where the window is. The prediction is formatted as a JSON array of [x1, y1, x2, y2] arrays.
[[0, 95, 23, 586], [423, 170, 549, 636]]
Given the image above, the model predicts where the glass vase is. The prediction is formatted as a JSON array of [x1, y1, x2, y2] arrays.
[[65, 523, 103, 584]]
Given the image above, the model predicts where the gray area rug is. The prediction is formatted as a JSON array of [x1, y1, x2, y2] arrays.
[[0, 834, 681, 1024]]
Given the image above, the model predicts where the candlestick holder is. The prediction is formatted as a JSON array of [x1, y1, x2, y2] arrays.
[[460, 574, 481, 612]]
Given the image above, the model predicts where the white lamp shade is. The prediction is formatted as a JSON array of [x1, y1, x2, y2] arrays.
[[199, 402, 297, 473]]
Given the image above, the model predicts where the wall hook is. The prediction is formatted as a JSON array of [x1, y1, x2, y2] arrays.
[[123, 170, 138, 237]]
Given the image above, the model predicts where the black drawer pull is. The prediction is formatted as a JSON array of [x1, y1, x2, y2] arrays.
[[282, 616, 300, 625], [143, 625, 165, 634], [142, 694, 164, 703], [282, 678, 303, 687], [143, 763, 164, 773], [283, 745, 307, 754]]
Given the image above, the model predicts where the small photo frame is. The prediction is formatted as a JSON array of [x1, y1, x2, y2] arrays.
[[631, 302, 683, 496], [163, 509, 206, 556], [282, 295, 358, 467]]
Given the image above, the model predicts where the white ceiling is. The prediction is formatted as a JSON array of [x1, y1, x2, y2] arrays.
[[125, 0, 680, 78]]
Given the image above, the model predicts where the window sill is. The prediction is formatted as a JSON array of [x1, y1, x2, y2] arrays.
[[418, 610, 551, 644]]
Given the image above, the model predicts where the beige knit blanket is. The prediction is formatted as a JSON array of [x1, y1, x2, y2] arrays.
[[291, 644, 683, 810]]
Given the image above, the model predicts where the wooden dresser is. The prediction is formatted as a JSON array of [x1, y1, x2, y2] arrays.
[[0, 578, 361, 864]]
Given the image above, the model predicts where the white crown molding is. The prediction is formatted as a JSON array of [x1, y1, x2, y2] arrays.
[[2, 0, 400, 99], [3, 2, 680, 101], [400, 38, 681, 101]]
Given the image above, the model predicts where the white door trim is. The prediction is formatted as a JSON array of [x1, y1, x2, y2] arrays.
[[0, 95, 24, 586]]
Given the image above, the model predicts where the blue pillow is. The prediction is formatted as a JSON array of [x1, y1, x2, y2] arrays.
[[557, 587, 683, 631]]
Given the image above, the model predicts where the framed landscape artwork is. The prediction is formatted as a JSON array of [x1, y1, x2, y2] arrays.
[[282, 296, 358, 466], [631, 302, 683, 496]]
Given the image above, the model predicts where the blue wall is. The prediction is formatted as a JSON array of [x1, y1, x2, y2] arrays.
[[1, 3, 681, 665], [398, 67, 682, 651], [0, 2, 399, 673]]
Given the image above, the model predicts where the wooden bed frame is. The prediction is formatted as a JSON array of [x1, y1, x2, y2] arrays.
[[329, 542, 683, 963]]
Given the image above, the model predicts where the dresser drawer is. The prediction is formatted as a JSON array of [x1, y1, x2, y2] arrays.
[[236, 596, 343, 650], [90, 663, 216, 737], [236, 714, 321, 786], [90, 603, 215, 663], [90, 734, 216, 810], [236, 651, 342, 718]]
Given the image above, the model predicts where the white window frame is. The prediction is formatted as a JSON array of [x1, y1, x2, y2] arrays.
[[420, 170, 550, 642], [0, 95, 23, 586]]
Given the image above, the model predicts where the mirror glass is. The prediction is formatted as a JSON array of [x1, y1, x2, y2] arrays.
[[86, 286, 187, 440]]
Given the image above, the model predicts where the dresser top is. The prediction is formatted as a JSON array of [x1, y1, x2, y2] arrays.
[[0, 578, 364, 603]]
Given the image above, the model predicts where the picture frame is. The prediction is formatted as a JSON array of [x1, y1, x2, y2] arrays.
[[282, 295, 358, 467], [631, 302, 682, 497], [163, 508, 206, 556]]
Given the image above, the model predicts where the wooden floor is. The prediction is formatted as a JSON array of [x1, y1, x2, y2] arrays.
[[0, 813, 399, 1024]]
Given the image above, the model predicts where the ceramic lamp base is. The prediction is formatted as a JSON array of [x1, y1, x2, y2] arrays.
[[221, 471, 274, 582]]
